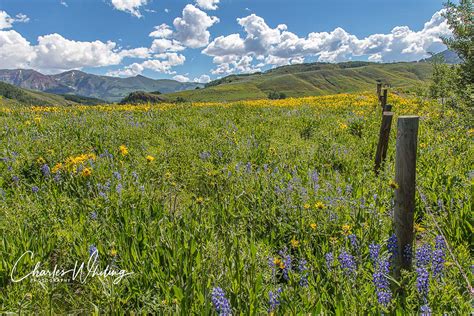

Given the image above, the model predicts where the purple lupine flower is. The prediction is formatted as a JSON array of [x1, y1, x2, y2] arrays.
[[387, 234, 398, 259], [309, 170, 319, 192], [116, 183, 123, 194], [113, 171, 121, 180], [377, 290, 392, 307], [53, 173, 61, 182], [298, 259, 309, 287], [372, 258, 392, 306], [211, 287, 231, 316], [90, 211, 98, 220], [199, 151, 211, 160], [420, 304, 432, 315], [278, 248, 292, 280], [348, 234, 358, 250], [369, 243, 381, 263], [89, 244, 98, 260], [245, 162, 252, 173], [31, 186, 39, 193], [131, 171, 138, 181], [416, 244, 432, 268], [12, 175, 19, 184], [325, 252, 334, 270], [338, 249, 356, 275], [416, 267, 429, 296], [268, 287, 282, 313], [40, 164, 50, 177], [432, 235, 446, 277]]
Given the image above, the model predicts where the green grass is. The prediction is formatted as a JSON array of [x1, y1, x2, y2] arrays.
[[165, 62, 433, 102], [0, 93, 471, 314]]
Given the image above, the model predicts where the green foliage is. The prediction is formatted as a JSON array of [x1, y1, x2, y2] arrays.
[[442, 0, 474, 106], [428, 54, 459, 106], [119, 91, 166, 105], [61, 94, 106, 105], [268, 91, 287, 100], [0, 82, 46, 106]]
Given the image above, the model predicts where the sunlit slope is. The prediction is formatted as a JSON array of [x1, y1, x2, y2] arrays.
[[165, 62, 432, 102]]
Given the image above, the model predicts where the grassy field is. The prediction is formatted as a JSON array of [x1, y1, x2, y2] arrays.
[[165, 62, 433, 102], [0, 92, 471, 314]]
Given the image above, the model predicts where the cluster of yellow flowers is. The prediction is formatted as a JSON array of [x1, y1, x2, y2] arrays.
[[0, 91, 442, 116], [52, 153, 96, 173]]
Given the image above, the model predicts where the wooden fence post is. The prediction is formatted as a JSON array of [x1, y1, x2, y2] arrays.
[[393, 116, 419, 278], [376, 81, 382, 101], [381, 88, 388, 109], [374, 110, 394, 174]]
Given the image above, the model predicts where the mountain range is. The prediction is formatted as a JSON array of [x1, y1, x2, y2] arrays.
[[0, 69, 203, 102]]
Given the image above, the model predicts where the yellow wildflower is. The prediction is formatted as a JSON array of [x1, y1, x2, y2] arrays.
[[34, 116, 41, 124], [196, 197, 204, 204], [341, 224, 352, 236], [119, 145, 129, 156], [310, 223, 317, 230], [146, 155, 155, 162], [36, 157, 46, 164], [389, 180, 399, 189], [414, 223, 426, 233], [303, 203, 311, 209], [273, 258, 281, 266], [81, 167, 92, 177], [110, 248, 117, 257], [314, 201, 325, 209], [52, 163, 63, 173], [291, 238, 300, 248], [339, 122, 348, 130]]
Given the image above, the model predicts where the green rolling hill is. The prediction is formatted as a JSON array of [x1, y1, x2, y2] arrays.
[[164, 61, 433, 102], [0, 81, 104, 106]]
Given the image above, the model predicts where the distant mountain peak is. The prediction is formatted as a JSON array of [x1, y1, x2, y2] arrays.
[[420, 49, 461, 64], [0, 69, 204, 102]]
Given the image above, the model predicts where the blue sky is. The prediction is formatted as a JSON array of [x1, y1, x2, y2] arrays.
[[0, 0, 449, 82]]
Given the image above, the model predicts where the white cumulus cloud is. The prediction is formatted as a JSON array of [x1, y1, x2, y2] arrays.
[[108, 53, 186, 77], [203, 10, 451, 74], [194, 74, 211, 83], [173, 74, 190, 82], [173, 4, 219, 48], [0, 11, 29, 29], [110, 0, 148, 17], [195, 0, 220, 10]]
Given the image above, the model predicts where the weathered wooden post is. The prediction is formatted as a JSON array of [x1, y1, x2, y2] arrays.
[[381, 88, 388, 109], [374, 110, 394, 174], [393, 116, 419, 278], [376, 81, 383, 101], [384, 104, 392, 112]]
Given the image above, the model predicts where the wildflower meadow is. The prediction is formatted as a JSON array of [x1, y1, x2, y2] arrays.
[[0, 92, 472, 314]]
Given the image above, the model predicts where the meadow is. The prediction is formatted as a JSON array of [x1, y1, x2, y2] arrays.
[[0, 92, 471, 314]]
